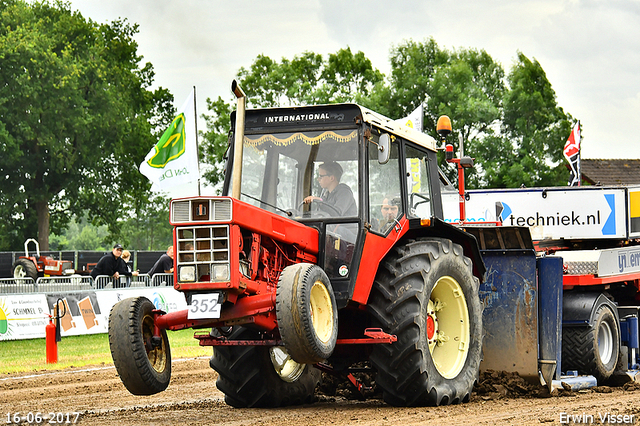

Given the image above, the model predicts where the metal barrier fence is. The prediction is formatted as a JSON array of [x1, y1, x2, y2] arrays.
[[1, 250, 167, 280], [0, 277, 37, 294], [0, 273, 174, 295], [150, 273, 174, 287], [34, 275, 94, 293]]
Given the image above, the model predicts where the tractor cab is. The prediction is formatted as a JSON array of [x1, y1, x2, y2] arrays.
[[221, 103, 445, 306]]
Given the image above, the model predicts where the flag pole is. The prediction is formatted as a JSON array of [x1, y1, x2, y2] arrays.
[[577, 120, 581, 187], [193, 85, 201, 196]]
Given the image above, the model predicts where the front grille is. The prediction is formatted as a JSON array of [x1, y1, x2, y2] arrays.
[[176, 225, 230, 282]]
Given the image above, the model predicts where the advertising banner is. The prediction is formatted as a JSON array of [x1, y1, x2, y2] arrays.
[[0, 295, 49, 340], [443, 187, 627, 241], [0, 287, 187, 341]]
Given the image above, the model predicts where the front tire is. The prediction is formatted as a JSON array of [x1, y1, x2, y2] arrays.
[[108, 297, 171, 395], [368, 238, 483, 406], [209, 326, 321, 407], [562, 300, 620, 383], [13, 259, 38, 282]]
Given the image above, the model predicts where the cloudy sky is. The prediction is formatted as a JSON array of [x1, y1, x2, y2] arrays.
[[68, 0, 640, 161]]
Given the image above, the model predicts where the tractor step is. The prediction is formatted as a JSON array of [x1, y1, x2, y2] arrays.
[[194, 327, 397, 346]]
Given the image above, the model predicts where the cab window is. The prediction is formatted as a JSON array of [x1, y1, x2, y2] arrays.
[[405, 144, 432, 218], [368, 135, 402, 234]]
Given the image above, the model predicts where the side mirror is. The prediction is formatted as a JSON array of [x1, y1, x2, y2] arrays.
[[378, 133, 390, 164]]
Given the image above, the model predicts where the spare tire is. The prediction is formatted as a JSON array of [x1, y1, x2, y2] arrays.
[[276, 263, 338, 364]]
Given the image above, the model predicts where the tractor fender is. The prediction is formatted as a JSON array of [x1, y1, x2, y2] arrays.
[[351, 217, 485, 306], [562, 292, 620, 328], [404, 217, 486, 283]]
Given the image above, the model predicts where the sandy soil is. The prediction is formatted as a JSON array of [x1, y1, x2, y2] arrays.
[[2, 358, 640, 426]]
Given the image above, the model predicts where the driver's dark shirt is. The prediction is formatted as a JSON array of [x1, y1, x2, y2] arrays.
[[321, 183, 357, 216]]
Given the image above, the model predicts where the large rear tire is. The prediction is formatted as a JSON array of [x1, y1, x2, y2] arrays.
[[12, 258, 38, 282], [209, 326, 321, 407], [368, 238, 483, 406], [276, 263, 338, 364], [108, 297, 171, 395], [562, 300, 619, 383]]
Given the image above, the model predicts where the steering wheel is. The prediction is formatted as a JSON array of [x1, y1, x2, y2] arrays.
[[298, 199, 341, 217]]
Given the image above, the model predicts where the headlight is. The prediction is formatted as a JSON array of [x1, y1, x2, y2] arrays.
[[179, 265, 196, 282], [212, 264, 229, 281]]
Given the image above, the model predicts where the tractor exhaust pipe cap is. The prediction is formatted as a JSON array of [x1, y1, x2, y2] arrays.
[[232, 80, 245, 99]]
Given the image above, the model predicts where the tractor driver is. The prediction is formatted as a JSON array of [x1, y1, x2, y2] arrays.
[[303, 161, 357, 217]]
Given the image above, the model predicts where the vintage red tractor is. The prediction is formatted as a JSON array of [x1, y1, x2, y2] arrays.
[[108, 82, 489, 407], [12, 238, 74, 282]]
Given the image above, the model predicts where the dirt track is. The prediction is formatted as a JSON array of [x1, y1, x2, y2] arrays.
[[2, 358, 640, 426]]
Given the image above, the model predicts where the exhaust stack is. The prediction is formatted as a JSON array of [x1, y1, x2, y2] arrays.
[[231, 80, 246, 200]]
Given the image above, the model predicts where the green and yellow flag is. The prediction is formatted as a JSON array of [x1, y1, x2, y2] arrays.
[[147, 113, 186, 168], [139, 90, 199, 190]]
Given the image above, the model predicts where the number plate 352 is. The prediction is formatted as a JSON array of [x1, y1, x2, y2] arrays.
[[188, 293, 222, 319]]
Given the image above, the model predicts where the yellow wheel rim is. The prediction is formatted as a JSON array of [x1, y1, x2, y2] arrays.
[[309, 281, 334, 344], [142, 315, 168, 373], [270, 346, 305, 382], [428, 276, 470, 379]]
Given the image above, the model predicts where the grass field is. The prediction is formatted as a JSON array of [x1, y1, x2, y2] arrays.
[[0, 329, 211, 374]]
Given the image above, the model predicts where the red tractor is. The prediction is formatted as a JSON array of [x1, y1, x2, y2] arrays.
[[108, 82, 488, 407], [12, 238, 74, 282]]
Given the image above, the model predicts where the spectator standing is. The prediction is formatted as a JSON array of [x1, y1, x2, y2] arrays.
[[91, 244, 129, 287], [120, 250, 139, 287], [148, 246, 174, 276]]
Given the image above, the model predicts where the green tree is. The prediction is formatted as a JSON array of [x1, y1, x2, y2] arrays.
[[363, 38, 448, 119], [49, 196, 172, 251], [200, 96, 233, 190], [494, 52, 572, 187], [49, 214, 109, 251], [200, 48, 384, 189], [199, 40, 572, 191], [236, 48, 383, 107], [427, 48, 506, 186], [119, 194, 173, 251], [363, 39, 506, 186], [0, 0, 173, 250], [364, 39, 570, 188]]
